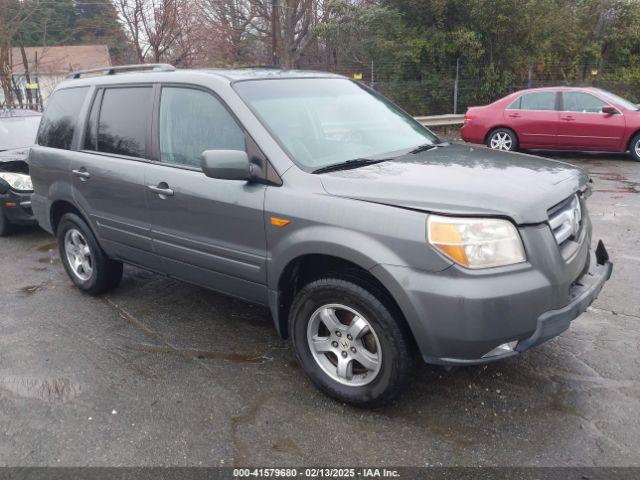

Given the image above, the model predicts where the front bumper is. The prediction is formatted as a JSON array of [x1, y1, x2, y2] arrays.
[[432, 241, 612, 365], [514, 240, 612, 353], [371, 232, 612, 366], [1, 190, 37, 226]]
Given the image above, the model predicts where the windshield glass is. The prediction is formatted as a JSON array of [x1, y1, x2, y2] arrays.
[[0, 115, 41, 150], [234, 78, 438, 170], [597, 89, 639, 111]]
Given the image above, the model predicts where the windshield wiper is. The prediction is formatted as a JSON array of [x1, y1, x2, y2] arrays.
[[312, 158, 388, 174], [409, 142, 445, 154]]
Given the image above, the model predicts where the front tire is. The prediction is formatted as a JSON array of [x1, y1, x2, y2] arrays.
[[629, 133, 640, 162], [487, 128, 518, 152], [57, 213, 123, 295], [289, 277, 414, 408]]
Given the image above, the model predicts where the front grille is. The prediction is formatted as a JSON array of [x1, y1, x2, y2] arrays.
[[548, 194, 582, 246]]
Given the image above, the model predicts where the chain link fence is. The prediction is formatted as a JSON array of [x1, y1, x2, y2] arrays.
[[301, 61, 640, 116]]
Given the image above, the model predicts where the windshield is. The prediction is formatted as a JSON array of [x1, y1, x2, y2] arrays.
[[234, 78, 438, 170], [597, 89, 639, 111], [0, 115, 41, 150]]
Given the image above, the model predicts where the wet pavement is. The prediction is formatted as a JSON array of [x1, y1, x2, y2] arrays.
[[0, 152, 638, 467]]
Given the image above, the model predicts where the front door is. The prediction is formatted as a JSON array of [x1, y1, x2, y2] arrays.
[[72, 85, 158, 267], [146, 85, 268, 304], [505, 91, 559, 148], [557, 91, 626, 150]]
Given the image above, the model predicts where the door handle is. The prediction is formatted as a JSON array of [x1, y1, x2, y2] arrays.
[[560, 116, 575, 121], [72, 168, 91, 180], [148, 184, 174, 197], [508, 113, 521, 118]]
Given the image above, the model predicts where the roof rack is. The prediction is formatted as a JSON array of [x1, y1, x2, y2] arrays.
[[67, 63, 176, 79]]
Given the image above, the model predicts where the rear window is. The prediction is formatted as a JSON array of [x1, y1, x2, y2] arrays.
[[37, 87, 89, 149], [85, 86, 153, 158]]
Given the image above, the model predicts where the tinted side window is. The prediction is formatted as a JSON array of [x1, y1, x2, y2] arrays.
[[159, 87, 245, 168], [37, 87, 89, 149], [519, 92, 556, 111], [97, 87, 152, 158], [563, 92, 607, 113]]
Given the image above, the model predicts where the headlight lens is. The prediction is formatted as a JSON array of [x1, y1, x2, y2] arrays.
[[0, 172, 33, 191], [428, 215, 526, 269]]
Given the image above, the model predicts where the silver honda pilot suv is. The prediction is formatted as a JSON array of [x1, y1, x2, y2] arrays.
[[28, 65, 612, 407]]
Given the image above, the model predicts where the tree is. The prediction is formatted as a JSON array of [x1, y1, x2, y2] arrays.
[[0, 0, 42, 106], [114, 0, 200, 66]]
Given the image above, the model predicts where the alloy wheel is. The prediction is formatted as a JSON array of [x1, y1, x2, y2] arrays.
[[64, 228, 93, 281], [490, 132, 513, 151], [306, 304, 382, 387]]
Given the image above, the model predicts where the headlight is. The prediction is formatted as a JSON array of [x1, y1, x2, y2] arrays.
[[427, 215, 525, 269], [0, 172, 33, 191]]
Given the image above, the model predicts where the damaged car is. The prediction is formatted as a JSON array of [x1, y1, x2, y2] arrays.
[[0, 109, 41, 236], [29, 66, 612, 407]]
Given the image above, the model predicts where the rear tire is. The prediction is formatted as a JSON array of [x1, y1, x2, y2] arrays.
[[289, 277, 414, 408], [0, 210, 13, 237], [57, 213, 123, 295], [487, 128, 518, 152], [629, 133, 640, 162]]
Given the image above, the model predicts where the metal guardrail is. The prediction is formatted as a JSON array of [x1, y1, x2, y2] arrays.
[[414, 114, 465, 127]]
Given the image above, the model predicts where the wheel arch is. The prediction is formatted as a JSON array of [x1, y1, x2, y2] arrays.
[[271, 252, 409, 342], [50, 200, 90, 235], [626, 129, 640, 152], [484, 126, 519, 145]]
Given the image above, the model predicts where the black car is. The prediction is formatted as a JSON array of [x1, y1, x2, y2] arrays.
[[0, 109, 41, 236]]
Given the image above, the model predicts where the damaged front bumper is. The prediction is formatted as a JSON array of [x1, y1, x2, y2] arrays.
[[438, 240, 613, 365]]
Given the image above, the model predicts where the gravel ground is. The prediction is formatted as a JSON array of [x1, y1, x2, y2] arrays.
[[0, 149, 638, 467]]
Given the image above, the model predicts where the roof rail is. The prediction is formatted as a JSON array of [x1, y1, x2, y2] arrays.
[[67, 63, 176, 79]]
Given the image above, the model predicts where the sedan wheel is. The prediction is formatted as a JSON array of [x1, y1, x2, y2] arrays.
[[490, 131, 514, 151], [307, 303, 382, 387]]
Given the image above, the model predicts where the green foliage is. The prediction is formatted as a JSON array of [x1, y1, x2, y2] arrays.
[[17, 0, 76, 46], [13, 0, 131, 63], [319, 0, 640, 114]]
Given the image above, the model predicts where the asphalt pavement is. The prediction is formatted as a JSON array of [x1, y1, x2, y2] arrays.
[[1, 151, 638, 467]]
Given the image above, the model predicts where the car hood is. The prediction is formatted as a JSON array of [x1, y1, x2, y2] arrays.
[[319, 143, 589, 224], [0, 147, 30, 174]]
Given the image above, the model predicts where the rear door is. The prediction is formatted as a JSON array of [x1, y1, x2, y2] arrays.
[[145, 85, 268, 304], [73, 85, 158, 267], [504, 91, 559, 148], [557, 91, 626, 150]]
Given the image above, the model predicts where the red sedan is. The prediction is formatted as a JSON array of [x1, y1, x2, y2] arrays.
[[461, 87, 640, 161]]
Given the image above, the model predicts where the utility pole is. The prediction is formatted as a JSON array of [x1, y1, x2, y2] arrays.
[[453, 57, 460, 114], [271, 0, 279, 66], [527, 65, 533, 88]]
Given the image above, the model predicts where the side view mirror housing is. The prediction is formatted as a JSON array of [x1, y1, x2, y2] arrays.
[[602, 105, 619, 115], [201, 150, 252, 181]]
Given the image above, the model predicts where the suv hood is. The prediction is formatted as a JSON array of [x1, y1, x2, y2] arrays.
[[319, 144, 589, 224]]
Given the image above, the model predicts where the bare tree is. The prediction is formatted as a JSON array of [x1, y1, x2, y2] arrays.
[[247, 0, 329, 68], [114, 0, 199, 66], [199, 0, 258, 64]]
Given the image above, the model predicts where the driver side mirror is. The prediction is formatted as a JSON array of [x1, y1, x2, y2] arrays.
[[201, 150, 252, 181], [602, 105, 619, 115]]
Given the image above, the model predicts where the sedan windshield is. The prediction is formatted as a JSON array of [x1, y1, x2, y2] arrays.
[[0, 115, 41, 150], [597, 89, 639, 111], [234, 78, 438, 170]]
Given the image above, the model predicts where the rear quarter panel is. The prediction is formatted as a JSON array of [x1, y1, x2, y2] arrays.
[[28, 146, 73, 234]]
